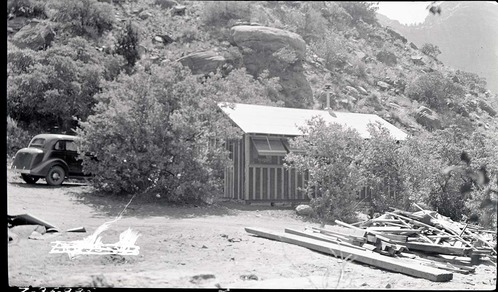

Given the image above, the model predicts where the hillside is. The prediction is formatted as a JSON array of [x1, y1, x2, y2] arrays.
[[377, 1, 498, 94], [7, 0, 498, 141]]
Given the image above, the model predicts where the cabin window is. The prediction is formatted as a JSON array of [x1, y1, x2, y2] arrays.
[[251, 137, 287, 156]]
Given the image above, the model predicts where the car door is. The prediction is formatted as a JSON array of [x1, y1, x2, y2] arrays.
[[64, 140, 83, 175]]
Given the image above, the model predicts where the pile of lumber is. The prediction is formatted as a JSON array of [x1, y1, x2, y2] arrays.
[[245, 207, 497, 282]]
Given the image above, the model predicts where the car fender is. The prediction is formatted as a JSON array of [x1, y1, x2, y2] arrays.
[[30, 159, 69, 177]]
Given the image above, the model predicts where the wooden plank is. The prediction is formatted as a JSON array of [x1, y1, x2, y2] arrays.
[[274, 167, 278, 200], [267, 167, 271, 200], [335, 220, 398, 243], [284, 228, 367, 251], [313, 226, 366, 241], [244, 135, 250, 201], [402, 242, 473, 256], [245, 227, 453, 282], [366, 227, 421, 234], [259, 167, 263, 200]]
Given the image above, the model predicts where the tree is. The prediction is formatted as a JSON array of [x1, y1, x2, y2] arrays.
[[115, 21, 141, 70], [284, 117, 365, 224]]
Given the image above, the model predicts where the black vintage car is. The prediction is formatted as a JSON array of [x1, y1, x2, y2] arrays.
[[11, 134, 90, 186]]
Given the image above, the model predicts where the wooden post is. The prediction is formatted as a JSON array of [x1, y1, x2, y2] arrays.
[[244, 134, 250, 201]]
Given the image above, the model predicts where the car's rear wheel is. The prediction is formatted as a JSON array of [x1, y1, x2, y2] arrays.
[[46, 165, 65, 186], [21, 174, 39, 184]]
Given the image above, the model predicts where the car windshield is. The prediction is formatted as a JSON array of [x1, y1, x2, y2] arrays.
[[28, 138, 45, 148]]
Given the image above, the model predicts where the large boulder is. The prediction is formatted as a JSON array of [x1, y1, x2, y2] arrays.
[[231, 25, 306, 59], [11, 20, 55, 50], [415, 106, 441, 130], [177, 50, 227, 75], [230, 25, 312, 108], [295, 204, 313, 216]]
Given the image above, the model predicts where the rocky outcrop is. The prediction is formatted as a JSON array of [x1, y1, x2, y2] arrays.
[[415, 106, 441, 130], [11, 20, 55, 50], [231, 25, 306, 59], [230, 25, 312, 108], [385, 27, 407, 44], [478, 100, 497, 117], [410, 55, 425, 66], [177, 50, 227, 75]]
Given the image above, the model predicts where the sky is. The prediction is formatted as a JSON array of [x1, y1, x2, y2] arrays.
[[376, 2, 433, 25]]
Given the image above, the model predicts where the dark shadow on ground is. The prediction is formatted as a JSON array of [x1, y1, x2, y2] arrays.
[[68, 189, 300, 219]]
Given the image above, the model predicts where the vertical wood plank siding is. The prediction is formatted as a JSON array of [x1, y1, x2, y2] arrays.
[[224, 135, 311, 202]]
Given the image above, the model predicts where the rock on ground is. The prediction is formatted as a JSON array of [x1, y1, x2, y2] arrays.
[[415, 106, 442, 130], [11, 20, 55, 50], [178, 50, 227, 75], [295, 204, 313, 216]]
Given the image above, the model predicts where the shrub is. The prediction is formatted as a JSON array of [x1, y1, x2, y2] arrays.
[[201, 1, 251, 27], [7, 37, 124, 132], [7, 116, 31, 157], [284, 117, 365, 224], [361, 123, 434, 212], [115, 21, 141, 70], [451, 69, 487, 92], [338, 2, 378, 26], [421, 43, 441, 59], [418, 126, 498, 222], [78, 64, 281, 201], [50, 0, 114, 38], [405, 71, 466, 110], [7, 0, 47, 18], [310, 32, 350, 71]]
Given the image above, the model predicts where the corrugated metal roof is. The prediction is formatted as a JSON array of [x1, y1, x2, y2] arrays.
[[218, 102, 408, 140]]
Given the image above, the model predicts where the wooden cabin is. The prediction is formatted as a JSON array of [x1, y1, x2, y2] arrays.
[[218, 102, 408, 203]]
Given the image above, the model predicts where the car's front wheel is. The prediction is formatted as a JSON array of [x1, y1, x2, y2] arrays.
[[46, 165, 65, 186], [21, 174, 39, 184]]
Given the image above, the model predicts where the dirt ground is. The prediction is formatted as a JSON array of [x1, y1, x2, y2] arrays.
[[7, 165, 497, 289]]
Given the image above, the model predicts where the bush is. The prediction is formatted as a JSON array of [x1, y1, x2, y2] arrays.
[[201, 1, 251, 27], [78, 64, 281, 201], [405, 71, 466, 110], [7, 0, 47, 18], [421, 43, 441, 59], [7, 116, 31, 157], [310, 32, 350, 71], [338, 2, 378, 26], [284, 117, 365, 224], [361, 124, 434, 212], [50, 0, 114, 38], [115, 21, 141, 70], [7, 37, 124, 132]]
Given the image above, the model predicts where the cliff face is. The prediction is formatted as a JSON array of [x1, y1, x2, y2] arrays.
[[377, 1, 498, 94]]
